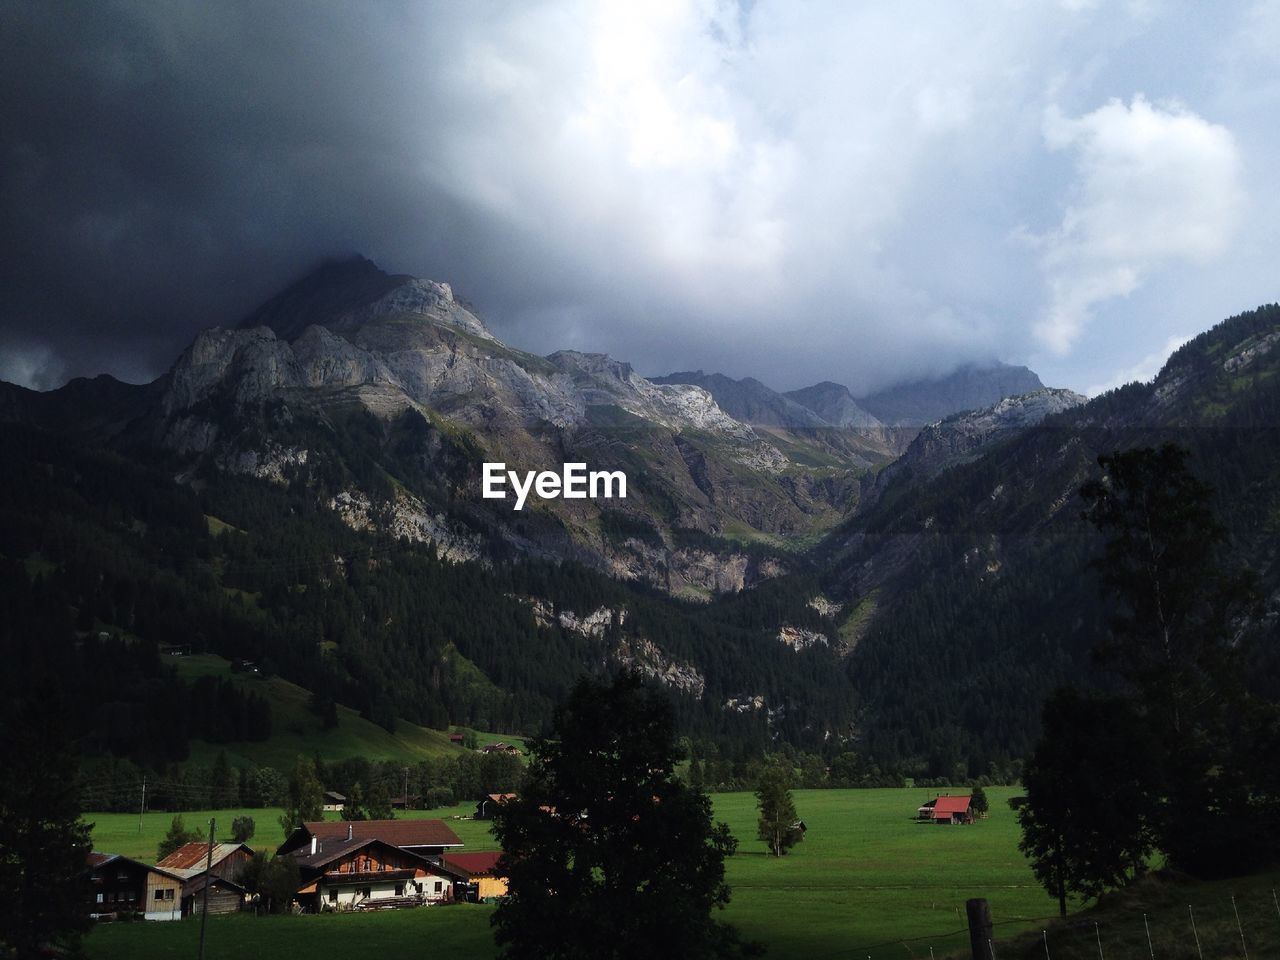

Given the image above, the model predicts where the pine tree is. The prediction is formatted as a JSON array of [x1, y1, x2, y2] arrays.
[[0, 690, 93, 957], [157, 815, 203, 861]]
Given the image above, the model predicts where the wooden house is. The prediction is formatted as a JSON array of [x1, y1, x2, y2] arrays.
[[322, 790, 346, 813], [441, 851, 508, 901], [288, 836, 456, 911], [84, 853, 184, 921], [919, 795, 974, 824], [156, 841, 254, 916], [278, 819, 463, 863]]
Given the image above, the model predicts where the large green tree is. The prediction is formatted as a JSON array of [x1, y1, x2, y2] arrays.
[[755, 763, 803, 857], [1018, 689, 1157, 916], [279, 757, 324, 835], [490, 673, 749, 960], [1080, 444, 1263, 874], [0, 690, 92, 958]]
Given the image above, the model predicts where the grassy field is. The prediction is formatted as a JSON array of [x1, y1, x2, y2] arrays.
[[173, 654, 464, 769], [85, 802, 497, 861], [87, 786, 1072, 959]]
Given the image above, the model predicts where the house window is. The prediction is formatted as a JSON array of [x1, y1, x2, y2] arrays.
[[155, 890, 164, 901], [96, 894, 104, 904], [395, 883, 404, 897], [328, 889, 337, 903], [434, 881, 443, 894], [165, 889, 175, 901]]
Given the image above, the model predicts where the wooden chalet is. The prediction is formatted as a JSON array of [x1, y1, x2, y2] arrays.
[[917, 795, 974, 825], [480, 741, 522, 755], [289, 835, 456, 911], [155, 841, 254, 917], [84, 853, 184, 921], [278, 819, 463, 863], [440, 851, 508, 901], [321, 790, 346, 813], [475, 793, 517, 819]]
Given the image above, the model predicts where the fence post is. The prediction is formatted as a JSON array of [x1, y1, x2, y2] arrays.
[[967, 898, 994, 960]]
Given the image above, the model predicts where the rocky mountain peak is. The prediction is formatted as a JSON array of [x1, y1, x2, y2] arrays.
[[239, 255, 493, 343]]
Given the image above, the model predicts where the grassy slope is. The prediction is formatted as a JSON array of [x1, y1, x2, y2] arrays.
[[174, 654, 461, 769]]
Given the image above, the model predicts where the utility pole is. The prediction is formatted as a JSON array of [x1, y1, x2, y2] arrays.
[[403, 767, 409, 810], [138, 776, 147, 833], [197, 817, 215, 960]]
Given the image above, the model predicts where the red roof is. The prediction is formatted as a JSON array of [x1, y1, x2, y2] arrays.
[[442, 851, 504, 877], [156, 841, 251, 872], [932, 796, 972, 816], [293, 818, 463, 850]]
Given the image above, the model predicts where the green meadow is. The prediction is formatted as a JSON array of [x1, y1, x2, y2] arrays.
[[87, 786, 1070, 959]]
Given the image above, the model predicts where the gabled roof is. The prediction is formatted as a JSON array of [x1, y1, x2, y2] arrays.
[[156, 841, 253, 875], [280, 818, 463, 855], [441, 851, 504, 878], [932, 796, 973, 815], [84, 852, 184, 883], [289, 836, 420, 872]]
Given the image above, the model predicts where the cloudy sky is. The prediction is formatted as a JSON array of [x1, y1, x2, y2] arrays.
[[2, 1, 1277, 396]]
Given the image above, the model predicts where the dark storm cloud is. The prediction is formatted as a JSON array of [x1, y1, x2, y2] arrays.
[[2, 1, 1275, 394]]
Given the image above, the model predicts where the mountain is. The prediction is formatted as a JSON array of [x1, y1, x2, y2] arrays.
[[784, 381, 884, 430], [857, 387, 1087, 512], [116, 258, 880, 598], [653, 370, 902, 467], [653, 371, 835, 430], [858, 361, 1045, 426], [817, 305, 1280, 776]]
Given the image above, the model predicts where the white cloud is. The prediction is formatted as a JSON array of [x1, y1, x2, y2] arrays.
[[1085, 333, 1189, 396], [1030, 96, 1243, 354]]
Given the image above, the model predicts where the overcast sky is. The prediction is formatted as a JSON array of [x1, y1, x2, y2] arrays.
[[2, 1, 1277, 396]]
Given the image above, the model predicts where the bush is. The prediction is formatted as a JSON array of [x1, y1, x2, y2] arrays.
[[231, 815, 255, 843]]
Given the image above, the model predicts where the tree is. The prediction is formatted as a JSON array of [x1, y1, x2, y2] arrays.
[[231, 815, 256, 844], [490, 673, 750, 960], [365, 778, 393, 820], [970, 785, 989, 818], [1080, 445, 1262, 874], [236, 852, 300, 915], [158, 814, 203, 862], [0, 690, 93, 957], [755, 764, 803, 857], [278, 756, 324, 835], [1018, 690, 1157, 916], [342, 784, 368, 821]]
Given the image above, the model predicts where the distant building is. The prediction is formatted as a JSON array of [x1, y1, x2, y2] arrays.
[[441, 851, 508, 900], [321, 790, 346, 813], [84, 853, 184, 921], [290, 835, 456, 911], [480, 742, 522, 756], [475, 793, 517, 820], [155, 841, 254, 917], [278, 819, 464, 863], [917, 795, 974, 825], [449, 733, 466, 744]]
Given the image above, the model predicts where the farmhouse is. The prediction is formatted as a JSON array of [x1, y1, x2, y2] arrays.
[[480, 741, 522, 755], [84, 853, 184, 921], [291, 836, 456, 911], [441, 851, 508, 901], [155, 841, 254, 916], [279, 819, 463, 862], [475, 793, 517, 819], [917, 795, 974, 824], [321, 790, 346, 812]]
